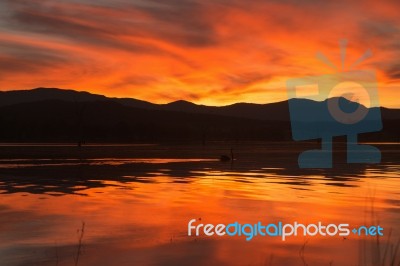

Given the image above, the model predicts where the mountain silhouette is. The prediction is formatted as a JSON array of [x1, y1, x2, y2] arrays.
[[0, 88, 398, 143], [0, 87, 155, 110]]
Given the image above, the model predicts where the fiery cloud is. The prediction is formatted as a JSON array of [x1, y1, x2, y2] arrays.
[[0, 0, 399, 107]]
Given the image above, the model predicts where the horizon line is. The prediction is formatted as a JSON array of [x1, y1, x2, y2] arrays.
[[0, 87, 396, 109]]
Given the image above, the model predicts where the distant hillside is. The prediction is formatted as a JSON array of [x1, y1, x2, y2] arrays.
[[0, 88, 290, 120], [0, 99, 290, 142], [161, 100, 291, 121], [0, 88, 155, 110], [2, 88, 400, 121], [0, 88, 398, 142]]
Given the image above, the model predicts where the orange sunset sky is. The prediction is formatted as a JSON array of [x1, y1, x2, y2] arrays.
[[0, 0, 399, 107]]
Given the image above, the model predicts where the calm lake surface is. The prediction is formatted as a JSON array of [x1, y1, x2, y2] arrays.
[[0, 142, 399, 266]]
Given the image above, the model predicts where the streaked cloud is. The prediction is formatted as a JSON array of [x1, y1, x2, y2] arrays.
[[0, 0, 399, 107]]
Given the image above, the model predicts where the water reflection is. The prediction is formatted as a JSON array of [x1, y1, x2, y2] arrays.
[[0, 156, 398, 196], [0, 143, 399, 265], [0, 158, 218, 168]]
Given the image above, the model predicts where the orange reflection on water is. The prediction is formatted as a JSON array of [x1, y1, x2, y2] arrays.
[[0, 145, 400, 265]]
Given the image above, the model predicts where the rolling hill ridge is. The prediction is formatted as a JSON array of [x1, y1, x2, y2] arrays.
[[0, 88, 398, 142]]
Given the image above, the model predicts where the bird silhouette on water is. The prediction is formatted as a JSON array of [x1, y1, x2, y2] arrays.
[[220, 148, 234, 162]]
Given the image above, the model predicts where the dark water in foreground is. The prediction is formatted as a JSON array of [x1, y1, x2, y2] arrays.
[[0, 142, 399, 266]]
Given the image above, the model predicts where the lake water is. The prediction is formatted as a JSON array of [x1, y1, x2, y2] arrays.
[[0, 142, 399, 266]]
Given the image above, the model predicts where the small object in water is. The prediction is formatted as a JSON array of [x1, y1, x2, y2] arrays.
[[219, 149, 234, 162], [220, 155, 230, 161]]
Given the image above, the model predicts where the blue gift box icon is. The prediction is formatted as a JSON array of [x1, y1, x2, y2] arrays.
[[286, 70, 382, 168]]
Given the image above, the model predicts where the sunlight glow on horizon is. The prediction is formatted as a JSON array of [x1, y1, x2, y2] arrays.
[[0, 0, 399, 107]]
